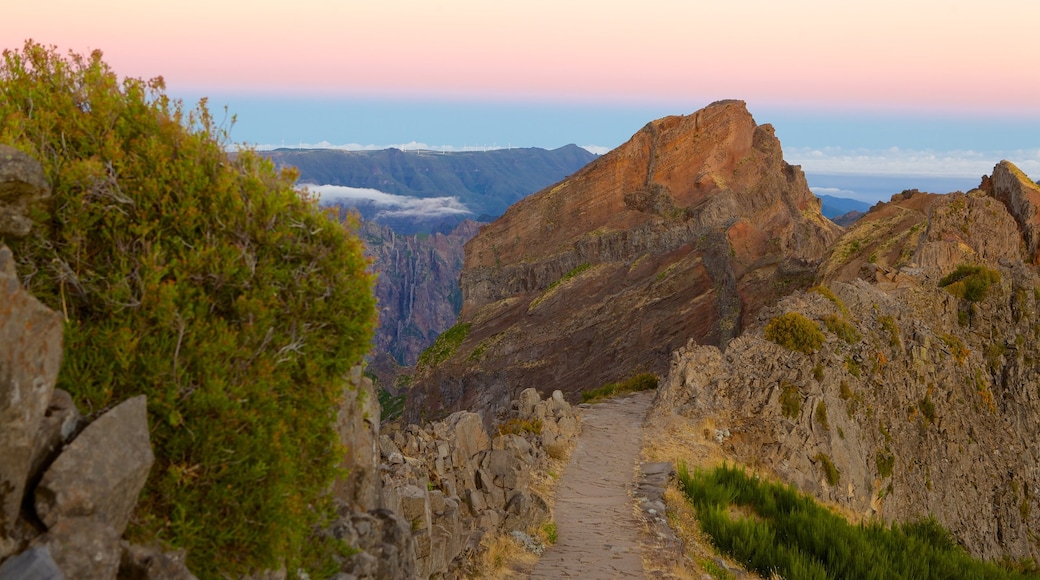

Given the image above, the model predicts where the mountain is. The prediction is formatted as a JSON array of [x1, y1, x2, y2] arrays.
[[652, 160, 1040, 561], [262, 145, 597, 233], [406, 100, 842, 422], [816, 193, 871, 219]]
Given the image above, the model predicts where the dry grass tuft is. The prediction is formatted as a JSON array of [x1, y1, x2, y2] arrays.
[[476, 532, 538, 579]]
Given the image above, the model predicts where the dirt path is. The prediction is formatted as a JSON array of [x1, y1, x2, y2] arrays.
[[529, 391, 654, 579]]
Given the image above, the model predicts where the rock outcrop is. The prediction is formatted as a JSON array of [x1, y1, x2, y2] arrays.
[[651, 161, 1040, 562], [988, 160, 1040, 264], [0, 145, 49, 238], [328, 373, 580, 578], [408, 100, 841, 422]]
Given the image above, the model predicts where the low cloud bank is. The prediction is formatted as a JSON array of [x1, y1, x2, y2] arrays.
[[256, 141, 605, 156], [306, 185, 472, 220], [788, 146, 1040, 179]]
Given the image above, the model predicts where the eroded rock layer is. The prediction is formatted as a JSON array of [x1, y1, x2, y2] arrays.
[[408, 100, 841, 422]]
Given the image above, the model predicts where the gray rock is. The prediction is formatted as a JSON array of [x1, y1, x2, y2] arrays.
[[33, 517, 120, 580], [0, 545, 62, 580], [118, 541, 197, 580], [517, 388, 540, 418], [35, 395, 154, 534], [0, 145, 49, 238], [0, 244, 64, 538], [28, 389, 83, 484]]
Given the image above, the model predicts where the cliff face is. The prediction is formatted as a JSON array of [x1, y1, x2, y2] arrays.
[[651, 161, 1040, 561], [407, 101, 841, 422], [363, 220, 479, 375]]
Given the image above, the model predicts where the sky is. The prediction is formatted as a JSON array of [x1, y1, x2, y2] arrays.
[[5, 0, 1040, 201]]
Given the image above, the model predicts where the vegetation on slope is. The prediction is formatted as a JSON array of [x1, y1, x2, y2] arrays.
[[581, 373, 658, 403], [0, 42, 376, 576], [764, 312, 824, 354], [679, 463, 1033, 579]]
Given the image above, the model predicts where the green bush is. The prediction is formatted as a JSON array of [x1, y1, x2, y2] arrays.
[[815, 453, 840, 485], [780, 381, 801, 419], [814, 401, 830, 431], [677, 463, 1027, 580], [809, 285, 849, 316], [878, 315, 901, 348], [823, 314, 861, 344], [764, 312, 824, 354], [378, 388, 406, 422], [0, 43, 376, 576], [876, 451, 895, 478], [940, 264, 1000, 303]]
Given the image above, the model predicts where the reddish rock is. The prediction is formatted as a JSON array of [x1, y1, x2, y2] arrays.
[[989, 160, 1040, 264], [407, 101, 841, 421]]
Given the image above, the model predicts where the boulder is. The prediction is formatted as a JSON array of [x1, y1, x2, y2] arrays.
[[33, 517, 121, 580], [35, 395, 153, 534], [28, 389, 83, 484], [0, 244, 64, 539], [118, 542, 197, 580], [0, 545, 62, 580], [0, 145, 49, 238]]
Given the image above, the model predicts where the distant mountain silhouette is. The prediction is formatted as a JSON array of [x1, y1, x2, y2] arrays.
[[262, 145, 597, 233], [816, 193, 871, 218]]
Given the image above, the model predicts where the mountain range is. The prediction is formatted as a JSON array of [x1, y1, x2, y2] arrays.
[[261, 145, 597, 234]]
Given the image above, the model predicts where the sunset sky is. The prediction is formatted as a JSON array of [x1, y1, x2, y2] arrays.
[[5, 0, 1039, 196]]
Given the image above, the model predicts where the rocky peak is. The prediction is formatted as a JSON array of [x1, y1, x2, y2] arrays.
[[408, 101, 841, 422], [986, 160, 1040, 264]]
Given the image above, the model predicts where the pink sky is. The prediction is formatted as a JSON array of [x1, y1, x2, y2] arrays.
[[5, 0, 1040, 115]]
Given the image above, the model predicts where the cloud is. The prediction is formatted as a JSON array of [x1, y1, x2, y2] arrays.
[[306, 185, 473, 220], [787, 146, 1040, 179], [580, 144, 611, 155], [810, 187, 859, 198], [257, 141, 506, 153]]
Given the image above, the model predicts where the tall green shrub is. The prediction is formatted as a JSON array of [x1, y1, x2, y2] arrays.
[[0, 42, 376, 576], [765, 312, 824, 354]]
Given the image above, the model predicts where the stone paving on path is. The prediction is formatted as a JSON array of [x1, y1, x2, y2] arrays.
[[529, 391, 653, 579]]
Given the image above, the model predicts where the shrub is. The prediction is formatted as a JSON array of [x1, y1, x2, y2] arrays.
[[764, 312, 824, 354], [814, 401, 830, 431], [939, 264, 1000, 303], [809, 285, 849, 316], [815, 453, 840, 485], [497, 417, 543, 436], [823, 314, 862, 344], [876, 451, 895, 478], [878, 315, 901, 348], [780, 381, 801, 419], [0, 43, 376, 576], [919, 395, 936, 424]]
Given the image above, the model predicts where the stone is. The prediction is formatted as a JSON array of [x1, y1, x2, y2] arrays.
[[0, 545, 62, 580], [117, 542, 197, 580], [35, 395, 154, 534], [0, 244, 64, 537], [33, 517, 121, 580], [517, 388, 540, 419], [28, 389, 83, 484], [0, 145, 49, 238], [334, 368, 381, 512], [989, 160, 1040, 264]]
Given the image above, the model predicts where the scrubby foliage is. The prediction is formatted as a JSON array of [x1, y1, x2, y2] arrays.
[[581, 372, 658, 403], [678, 463, 1030, 580], [497, 417, 543, 436], [416, 322, 471, 370], [940, 264, 1001, 303], [779, 381, 801, 419], [809, 284, 849, 316], [0, 42, 376, 576], [765, 312, 824, 354], [823, 314, 861, 344]]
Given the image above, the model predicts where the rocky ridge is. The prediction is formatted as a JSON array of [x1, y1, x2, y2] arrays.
[[650, 161, 1040, 562], [408, 100, 841, 422]]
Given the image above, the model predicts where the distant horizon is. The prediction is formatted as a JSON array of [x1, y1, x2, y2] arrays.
[[6, 1, 1038, 193]]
